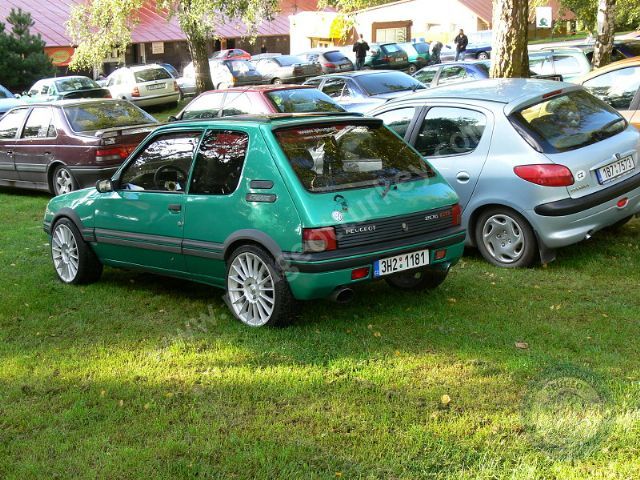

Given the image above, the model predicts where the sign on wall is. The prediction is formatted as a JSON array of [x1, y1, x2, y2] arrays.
[[151, 42, 165, 54], [536, 6, 552, 29], [44, 47, 75, 66]]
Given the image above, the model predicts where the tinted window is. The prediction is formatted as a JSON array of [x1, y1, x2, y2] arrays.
[[304, 78, 323, 88], [513, 90, 626, 153], [357, 72, 425, 95], [134, 67, 171, 83], [583, 66, 640, 110], [120, 133, 200, 192], [416, 107, 487, 157], [375, 107, 416, 138], [0, 108, 28, 139], [553, 55, 580, 75], [223, 93, 256, 116], [63, 101, 157, 132], [438, 66, 467, 85], [414, 68, 438, 85], [22, 107, 55, 138], [161, 64, 180, 78], [266, 89, 345, 113], [190, 130, 248, 195], [322, 78, 346, 98], [55, 77, 99, 92], [275, 122, 434, 193], [324, 51, 347, 62]]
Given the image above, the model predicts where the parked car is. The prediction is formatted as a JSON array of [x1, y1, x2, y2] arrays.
[[529, 48, 592, 83], [24, 76, 111, 102], [0, 99, 158, 195], [0, 84, 24, 117], [250, 54, 322, 84], [439, 42, 491, 62], [573, 39, 640, 63], [296, 50, 354, 74], [304, 70, 425, 113], [339, 43, 410, 70], [211, 49, 252, 61], [414, 60, 562, 88], [577, 57, 640, 129], [398, 42, 431, 73], [368, 79, 640, 267], [43, 113, 465, 327], [105, 64, 180, 107], [183, 59, 263, 89], [171, 85, 345, 120], [158, 62, 197, 99]]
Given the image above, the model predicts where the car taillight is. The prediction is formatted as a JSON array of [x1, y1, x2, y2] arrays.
[[131, 86, 140, 97], [173, 80, 179, 91], [325, 62, 336, 68], [302, 227, 337, 253], [514, 164, 574, 187], [96, 145, 134, 163], [104, 92, 112, 98], [383, 56, 391, 62], [452, 203, 461, 226]]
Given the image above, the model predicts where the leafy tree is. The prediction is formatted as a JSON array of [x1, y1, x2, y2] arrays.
[[491, 0, 530, 78], [0, 9, 54, 91], [67, 0, 278, 94]]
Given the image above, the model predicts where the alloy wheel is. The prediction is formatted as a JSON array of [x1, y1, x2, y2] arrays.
[[51, 223, 80, 282], [54, 168, 74, 195], [227, 252, 275, 327], [481, 214, 525, 264]]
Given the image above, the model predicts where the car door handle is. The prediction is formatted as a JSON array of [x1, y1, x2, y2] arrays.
[[168, 204, 182, 213], [456, 172, 471, 182]]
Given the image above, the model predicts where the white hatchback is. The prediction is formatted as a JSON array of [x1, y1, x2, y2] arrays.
[[105, 64, 180, 107]]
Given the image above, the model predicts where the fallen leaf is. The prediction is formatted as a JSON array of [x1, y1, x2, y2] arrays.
[[373, 331, 381, 337], [118, 399, 124, 407], [440, 394, 451, 408], [515, 341, 529, 350]]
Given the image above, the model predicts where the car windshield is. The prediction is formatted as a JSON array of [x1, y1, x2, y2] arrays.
[[224, 60, 256, 74], [275, 56, 304, 66], [324, 51, 347, 62], [513, 90, 627, 153], [275, 122, 434, 193], [357, 72, 425, 95], [134, 67, 172, 83], [55, 77, 99, 92], [266, 89, 345, 113], [63, 101, 157, 132]]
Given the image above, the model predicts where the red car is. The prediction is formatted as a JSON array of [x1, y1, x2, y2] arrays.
[[171, 85, 346, 121], [0, 99, 158, 195], [211, 49, 252, 61]]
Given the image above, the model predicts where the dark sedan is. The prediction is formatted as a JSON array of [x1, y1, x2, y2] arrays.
[[250, 54, 322, 84], [439, 43, 491, 61], [0, 99, 158, 195], [303, 70, 425, 113], [296, 50, 354, 74]]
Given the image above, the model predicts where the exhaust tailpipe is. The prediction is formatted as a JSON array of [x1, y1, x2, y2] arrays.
[[329, 287, 354, 304]]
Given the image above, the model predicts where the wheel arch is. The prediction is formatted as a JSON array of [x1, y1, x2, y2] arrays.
[[50, 208, 95, 242], [46, 160, 67, 193], [223, 230, 284, 263]]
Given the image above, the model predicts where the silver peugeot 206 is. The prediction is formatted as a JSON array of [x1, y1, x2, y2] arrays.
[[369, 78, 640, 267]]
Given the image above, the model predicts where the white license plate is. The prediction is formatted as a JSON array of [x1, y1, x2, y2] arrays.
[[373, 249, 429, 277], [596, 155, 635, 184], [147, 83, 166, 91]]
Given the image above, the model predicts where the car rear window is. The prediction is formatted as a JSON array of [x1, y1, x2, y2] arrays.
[[382, 44, 402, 54], [134, 67, 172, 83], [275, 122, 434, 193], [512, 90, 627, 153], [275, 56, 304, 66], [63, 101, 157, 132], [266, 89, 345, 113], [55, 77, 99, 92], [324, 51, 347, 62], [357, 72, 425, 95], [412, 43, 430, 54]]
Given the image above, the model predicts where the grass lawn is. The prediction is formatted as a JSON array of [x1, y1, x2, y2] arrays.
[[1, 188, 639, 479], [145, 99, 191, 123]]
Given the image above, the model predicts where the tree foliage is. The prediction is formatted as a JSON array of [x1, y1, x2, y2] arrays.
[[67, 0, 278, 93], [558, 0, 640, 31], [0, 8, 54, 91]]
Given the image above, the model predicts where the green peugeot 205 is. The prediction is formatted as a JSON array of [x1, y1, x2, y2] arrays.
[[44, 113, 465, 327]]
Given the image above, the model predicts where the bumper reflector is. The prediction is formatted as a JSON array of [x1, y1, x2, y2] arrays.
[[435, 249, 447, 260], [351, 267, 370, 280], [617, 197, 629, 209]]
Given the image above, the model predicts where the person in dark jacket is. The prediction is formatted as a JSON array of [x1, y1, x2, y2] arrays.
[[429, 41, 443, 65], [353, 34, 370, 70], [454, 29, 468, 61]]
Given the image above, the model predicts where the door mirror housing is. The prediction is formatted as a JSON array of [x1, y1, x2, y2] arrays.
[[96, 179, 114, 193], [167, 115, 178, 122]]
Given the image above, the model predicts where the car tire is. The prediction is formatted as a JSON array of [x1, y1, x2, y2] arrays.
[[225, 245, 298, 327], [271, 78, 282, 85], [385, 265, 449, 291], [408, 63, 418, 74], [51, 218, 103, 285], [51, 165, 77, 196], [474, 207, 538, 268], [477, 52, 490, 60], [606, 215, 633, 231]]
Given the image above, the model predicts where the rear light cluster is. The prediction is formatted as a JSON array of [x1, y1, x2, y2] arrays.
[[302, 227, 336, 253], [131, 86, 140, 97], [452, 203, 462, 226], [96, 145, 135, 163], [325, 62, 336, 68], [104, 92, 112, 99], [514, 164, 574, 187]]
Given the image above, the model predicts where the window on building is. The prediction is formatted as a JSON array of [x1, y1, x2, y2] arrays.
[[375, 27, 408, 43]]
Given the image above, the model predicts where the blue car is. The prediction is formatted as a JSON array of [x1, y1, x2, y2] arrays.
[[0, 85, 23, 117], [413, 61, 492, 88], [303, 70, 425, 113]]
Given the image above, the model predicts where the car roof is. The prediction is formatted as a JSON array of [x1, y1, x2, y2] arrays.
[[401, 78, 579, 105], [577, 56, 640, 83], [18, 98, 133, 108], [34, 75, 91, 83], [162, 112, 367, 128], [203, 85, 315, 94], [314, 70, 403, 79]]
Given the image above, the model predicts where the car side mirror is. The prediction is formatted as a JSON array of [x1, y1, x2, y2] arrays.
[[96, 179, 114, 193], [168, 115, 178, 122]]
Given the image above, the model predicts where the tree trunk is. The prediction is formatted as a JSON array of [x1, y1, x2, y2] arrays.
[[592, 0, 616, 69], [490, 0, 530, 78], [186, 31, 214, 93]]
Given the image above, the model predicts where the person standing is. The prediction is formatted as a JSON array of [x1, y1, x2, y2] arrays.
[[353, 34, 370, 70], [454, 29, 468, 61]]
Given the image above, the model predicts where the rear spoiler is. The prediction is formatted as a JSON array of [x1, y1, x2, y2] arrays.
[[503, 83, 583, 116], [92, 123, 158, 140]]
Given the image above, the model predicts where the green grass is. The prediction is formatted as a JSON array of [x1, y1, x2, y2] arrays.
[[145, 99, 190, 123], [1, 188, 639, 478]]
